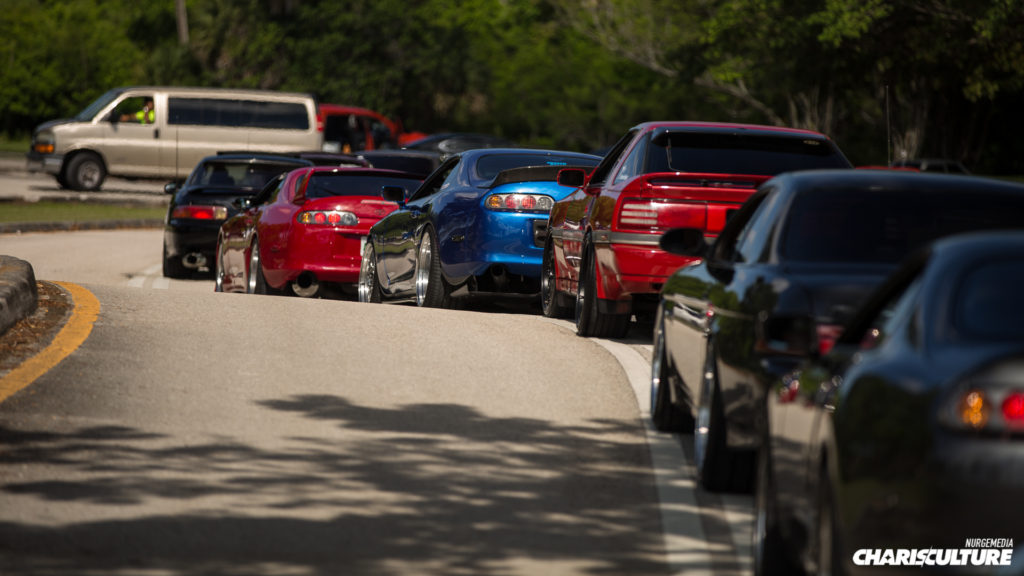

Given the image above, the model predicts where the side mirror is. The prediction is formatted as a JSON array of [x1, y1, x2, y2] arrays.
[[659, 228, 707, 257], [163, 182, 178, 195], [557, 168, 587, 188], [381, 185, 406, 205], [233, 197, 253, 211]]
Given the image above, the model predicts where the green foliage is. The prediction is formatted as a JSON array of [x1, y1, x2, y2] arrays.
[[2, 0, 1022, 171]]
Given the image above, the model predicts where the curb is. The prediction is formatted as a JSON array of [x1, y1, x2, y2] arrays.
[[0, 256, 38, 336], [0, 219, 164, 235]]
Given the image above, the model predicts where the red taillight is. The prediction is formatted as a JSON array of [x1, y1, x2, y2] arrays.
[[1003, 392, 1024, 424], [816, 324, 843, 356], [618, 199, 706, 230], [171, 205, 227, 220]]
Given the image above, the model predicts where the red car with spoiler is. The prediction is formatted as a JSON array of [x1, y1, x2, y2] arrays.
[[542, 121, 852, 337]]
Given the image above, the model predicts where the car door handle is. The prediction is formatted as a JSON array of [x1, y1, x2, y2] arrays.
[[450, 234, 465, 243]]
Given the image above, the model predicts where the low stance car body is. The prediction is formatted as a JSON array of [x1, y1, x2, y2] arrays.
[[651, 170, 1024, 494], [162, 153, 313, 278], [757, 232, 1024, 575], [215, 166, 423, 297], [543, 121, 852, 338], [358, 148, 601, 306]]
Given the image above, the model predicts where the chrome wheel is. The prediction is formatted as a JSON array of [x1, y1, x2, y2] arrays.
[[415, 231, 432, 306], [358, 241, 380, 303], [247, 241, 260, 294], [214, 242, 225, 292], [694, 366, 713, 478]]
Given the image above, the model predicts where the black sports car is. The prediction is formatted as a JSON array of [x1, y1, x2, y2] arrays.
[[757, 231, 1024, 576], [651, 170, 1024, 493], [162, 153, 312, 278]]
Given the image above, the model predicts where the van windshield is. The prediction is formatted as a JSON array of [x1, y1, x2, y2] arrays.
[[74, 89, 124, 121]]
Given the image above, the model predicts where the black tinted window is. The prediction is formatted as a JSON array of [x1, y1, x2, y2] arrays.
[[190, 161, 302, 193], [952, 260, 1024, 341], [168, 98, 309, 129], [475, 154, 599, 181], [305, 174, 419, 200], [650, 133, 849, 175], [782, 188, 1024, 263]]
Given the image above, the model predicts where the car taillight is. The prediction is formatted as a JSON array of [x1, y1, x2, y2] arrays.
[[940, 361, 1024, 433], [484, 194, 553, 213], [1003, 392, 1024, 425], [816, 324, 844, 356], [618, 199, 706, 231], [171, 205, 228, 220], [297, 210, 357, 226]]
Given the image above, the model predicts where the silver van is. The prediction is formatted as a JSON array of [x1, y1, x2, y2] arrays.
[[26, 86, 322, 191]]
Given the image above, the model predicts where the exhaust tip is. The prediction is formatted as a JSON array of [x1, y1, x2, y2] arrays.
[[291, 272, 320, 297], [182, 253, 208, 269]]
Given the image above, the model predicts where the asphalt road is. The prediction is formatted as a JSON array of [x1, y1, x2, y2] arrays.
[[0, 169, 755, 575]]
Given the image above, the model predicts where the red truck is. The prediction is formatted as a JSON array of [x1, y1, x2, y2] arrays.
[[542, 121, 852, 337]]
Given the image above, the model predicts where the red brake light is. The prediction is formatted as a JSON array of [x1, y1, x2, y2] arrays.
[[619, 199, 707, 231], [171, 205, 227, 220], [816, 324, 844, 356], [1002, 392, 1024, 424]]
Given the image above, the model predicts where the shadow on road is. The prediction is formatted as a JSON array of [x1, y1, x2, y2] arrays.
[[0, 394, 718, 575]]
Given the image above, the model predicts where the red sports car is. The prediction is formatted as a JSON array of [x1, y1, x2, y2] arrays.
[[215, 166, 423, 297], [543, 121, 852, 337]]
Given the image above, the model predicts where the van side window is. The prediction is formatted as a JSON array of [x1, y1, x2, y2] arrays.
[[168, 98, 310, 130]]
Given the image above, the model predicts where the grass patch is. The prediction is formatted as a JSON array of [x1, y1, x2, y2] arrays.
[[0, 200, 166, 224], [0, 136, 29, 154]]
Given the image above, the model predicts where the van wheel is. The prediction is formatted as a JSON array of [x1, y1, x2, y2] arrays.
[[65, 152, 106, 191]]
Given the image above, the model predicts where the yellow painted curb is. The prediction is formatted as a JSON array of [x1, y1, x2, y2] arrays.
[[0, 282, 100, 404]]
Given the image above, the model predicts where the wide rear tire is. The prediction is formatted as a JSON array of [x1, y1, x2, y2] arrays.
[[651, 310, 693, 432], [358, 241, 382, 303], [415, 227, 448, 308], [575, 240, 630, 338], [695, 355, 756, 493], [541, 239, 572, 318]]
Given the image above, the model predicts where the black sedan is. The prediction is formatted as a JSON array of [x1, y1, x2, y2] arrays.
[[757, 231, 1024, 575], [651, 170, 1024, 493], [162, 153, 312, 278]]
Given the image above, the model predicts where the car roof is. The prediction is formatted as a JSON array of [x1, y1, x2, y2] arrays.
[[202, 153, 313, 165], [770, 169, 1024, 195], [633, 120, 832, 139]]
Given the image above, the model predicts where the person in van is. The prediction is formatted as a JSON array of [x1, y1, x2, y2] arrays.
[[119, 97, 155, 124]]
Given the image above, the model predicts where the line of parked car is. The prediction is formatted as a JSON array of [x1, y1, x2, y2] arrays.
[[156, 116, 1024, 575]]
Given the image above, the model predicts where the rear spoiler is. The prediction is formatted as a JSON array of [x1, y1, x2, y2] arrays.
[[641, 172, 771, 189], [489, 165, 594, 189]]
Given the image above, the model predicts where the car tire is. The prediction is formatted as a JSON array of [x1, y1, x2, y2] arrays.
[[247, 238, 276, 295], [817, 462, 844, 576], [575, 240, 630, 338], [162, 243, 187, 279], [541, 239, 571, 318], [415, 227, 448, 308], [651, 309, 693, 432], [358, 241, 382, 303], [65, 152, 106, 191], [214, 240, 226, 293], [753, 431, 795, 576], [695, 352, 755, 493]]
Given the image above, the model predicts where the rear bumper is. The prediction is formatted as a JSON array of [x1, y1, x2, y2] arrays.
[[164, 221, 222, 259], [592, 230, 700, 301], [264, 229, 367, 289]]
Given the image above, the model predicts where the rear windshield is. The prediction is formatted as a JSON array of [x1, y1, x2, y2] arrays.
[[475, 154, 599, 182], [782, 188, 1024, 263], [190, 161, 303, 193], [952, 260, 1024, 342], [305, 173, 420, 200], [651, 133, 849, 175]]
